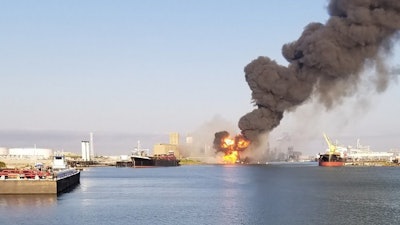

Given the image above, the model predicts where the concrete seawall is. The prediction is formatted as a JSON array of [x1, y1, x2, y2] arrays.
[[0, 171, 80, 194]]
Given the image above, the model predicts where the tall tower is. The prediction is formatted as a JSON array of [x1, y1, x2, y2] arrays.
[[90, 132, 94, 159], [81, 141, 90, 161], [169, 132, 179, 145]]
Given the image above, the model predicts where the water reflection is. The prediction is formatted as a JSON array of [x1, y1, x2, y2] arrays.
[[0, 195, 57, 208]]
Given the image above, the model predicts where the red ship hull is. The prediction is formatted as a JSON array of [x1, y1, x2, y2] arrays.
[[318, 153, 345, 167], [318, 161, 345, 167]]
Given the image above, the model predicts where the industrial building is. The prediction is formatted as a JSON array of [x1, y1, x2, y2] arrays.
[[0, 147, 8, 157], [152, 132, 181, 158], [0, 147, 53, 159], [153, 144, 180, 158], [169, 132, 179, 145], [81, 132, 95, 161], [81, 141, 90, 161]]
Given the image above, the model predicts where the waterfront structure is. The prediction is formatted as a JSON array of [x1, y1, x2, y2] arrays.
[[152, 132, 181, 157], [81, 141, 90, 161], [81, 132, 95, 161], [90, 132, 94, 160], [7, 147, 52, 159], [0, 147, 9, 157], [153, 143, 180, 158], [169, 132, 179, 145], [185, 136, 193, 144]]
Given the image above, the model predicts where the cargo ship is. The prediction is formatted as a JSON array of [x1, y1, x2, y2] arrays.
[[318, 152, 345, 167], [131, 153, 180, 167], [0, 154, 80, 194], [318, 133, 345, 167], [123, 141, 180, 167]]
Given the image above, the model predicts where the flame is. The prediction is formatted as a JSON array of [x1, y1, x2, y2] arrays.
[[223, 137, 235, 148], [217, 134, 250, 164], [223, 151, 238, 164], [236, 137, 250, 150]]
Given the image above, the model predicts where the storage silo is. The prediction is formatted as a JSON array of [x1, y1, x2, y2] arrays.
[[7, 148, 52, 159], [81, 141, 90, 161], [0, 147, 9, 156], [169, 132, 179, 145]]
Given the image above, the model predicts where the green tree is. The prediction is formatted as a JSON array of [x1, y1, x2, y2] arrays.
[[0, 161, 6, 168]]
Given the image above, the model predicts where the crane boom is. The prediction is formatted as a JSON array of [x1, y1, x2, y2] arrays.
[[323, 133, 336, 154]]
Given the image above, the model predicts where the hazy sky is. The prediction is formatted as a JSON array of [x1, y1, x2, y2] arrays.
[[1, 1, 399, 155]]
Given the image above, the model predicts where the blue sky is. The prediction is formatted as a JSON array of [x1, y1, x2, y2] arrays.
[[0, 1, 398, 155]]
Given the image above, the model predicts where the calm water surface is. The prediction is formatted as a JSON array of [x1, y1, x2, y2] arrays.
[[1, 163, 400, 225]]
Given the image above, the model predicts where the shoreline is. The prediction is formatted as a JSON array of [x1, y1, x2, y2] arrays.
[[2, 158, 400, 169]]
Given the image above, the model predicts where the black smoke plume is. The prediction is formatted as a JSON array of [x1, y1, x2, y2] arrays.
[[213, 131, 230, 153], [239, 0, 400, 142]]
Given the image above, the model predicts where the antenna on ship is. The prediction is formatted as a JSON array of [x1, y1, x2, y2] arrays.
[[132, 140, 141, 156]]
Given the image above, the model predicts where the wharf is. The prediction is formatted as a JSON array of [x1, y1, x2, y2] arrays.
[[345, 161, 400, 167]]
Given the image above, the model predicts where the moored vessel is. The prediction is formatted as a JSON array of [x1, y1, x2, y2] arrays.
[[318, 133, 345, 167], [318, 153, 345, 167], [131, 153, 180, 167], [122, 141, 180, 168], [0, 154, 80, 194]]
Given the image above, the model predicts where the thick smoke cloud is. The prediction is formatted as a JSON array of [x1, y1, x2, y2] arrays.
[[239, 0, 400, 142], [213, 131, 230, 153]]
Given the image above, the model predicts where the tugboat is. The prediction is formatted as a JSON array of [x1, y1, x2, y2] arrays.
[[318, 133, 345, 167]]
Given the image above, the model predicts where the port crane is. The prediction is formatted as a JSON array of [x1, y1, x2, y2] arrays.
[[323, 133, 337, 154], [319, 133, 345, 166]]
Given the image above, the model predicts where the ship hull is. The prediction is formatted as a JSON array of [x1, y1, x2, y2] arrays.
[[131, 155, 180, 167], [318, 161, 345, 167], [318, 153, 345, 167], [0, 170, 80, 194]]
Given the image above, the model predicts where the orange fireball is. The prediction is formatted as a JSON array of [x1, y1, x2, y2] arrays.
[[223, 137, 235, 148], [214, 131, 250, 164], [236, 135, 250, 150], [223, 151, 239, 164]]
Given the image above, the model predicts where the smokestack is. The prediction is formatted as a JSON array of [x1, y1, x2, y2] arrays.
[[90, 132, 94, 159], [239, 0, 400, 143]]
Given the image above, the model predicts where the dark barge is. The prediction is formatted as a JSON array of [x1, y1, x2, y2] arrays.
[[132, 154, 180, 167], [0, 155, 80, 194]]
